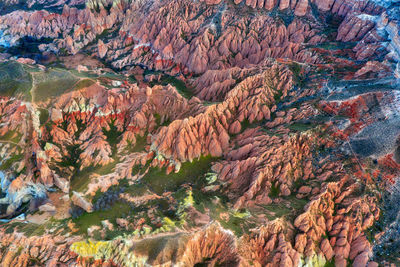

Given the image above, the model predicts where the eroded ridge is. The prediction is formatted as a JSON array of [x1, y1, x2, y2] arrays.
[[0, 0, 399, 266]]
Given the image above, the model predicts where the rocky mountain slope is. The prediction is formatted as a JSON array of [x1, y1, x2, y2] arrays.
[[0, 0, 399, 266]]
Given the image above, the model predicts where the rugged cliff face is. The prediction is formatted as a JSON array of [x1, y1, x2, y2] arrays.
[[0, 0, 399, 266]]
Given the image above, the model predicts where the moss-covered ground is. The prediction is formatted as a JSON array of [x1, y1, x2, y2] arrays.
[[138, 156, 215, 195], [31, 68, 79, 102], [0, 61, 32, 100], [148, 74, 194, 99]]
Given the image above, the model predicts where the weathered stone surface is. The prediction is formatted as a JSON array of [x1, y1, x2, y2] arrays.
[[0, 0, 397, 265], [71, 191, 93, 212]]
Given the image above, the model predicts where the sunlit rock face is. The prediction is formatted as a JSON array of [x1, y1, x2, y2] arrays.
[[0, 0, 399, 266]]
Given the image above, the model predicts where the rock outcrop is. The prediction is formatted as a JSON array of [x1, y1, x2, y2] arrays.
[[0, 0, 398, 265], [0, 230, 78, 266]]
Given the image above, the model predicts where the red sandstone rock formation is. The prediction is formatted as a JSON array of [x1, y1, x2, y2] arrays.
[[0, 230, 79, 266], [0, 0, 398, 265], [151, 63, 293, 163]]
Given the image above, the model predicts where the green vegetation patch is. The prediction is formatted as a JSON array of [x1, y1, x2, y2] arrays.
[[0, 61, 32, 100], [139, 155, 216, 195], [269, 184, 280, 198], [58, 144, 83, 169], [38, 108, 49, 125], [288, 122, 314, 132], [32, 68, 79, 102], [70, 160, 119, 193], [3, 222, 46, 237], [57, 141, 120, 193], [154, 114, 171, 127], [102, 119, 123, 148], [73, 155, 218, 238], [0, 153, 23, 170], [258, 196, 308, 221], [193, 189, 255, 236], [131, 134, 148, 153], [72, 201, 132, 236], [289, 62, 307, 88], [149, 74, 194, 99], [74, 79, 95, 90], [0, 130, 22, 143], [324, 259, 335, 267]]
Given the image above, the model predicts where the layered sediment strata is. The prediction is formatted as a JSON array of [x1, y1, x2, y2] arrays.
[[0, 0, 399, 265], [151, 64, 293, 162], [0, 230, 79, 266], [1, 0, 399, 74]]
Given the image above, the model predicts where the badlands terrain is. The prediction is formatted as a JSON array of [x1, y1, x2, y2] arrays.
[[0, 0, 399, 266]]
